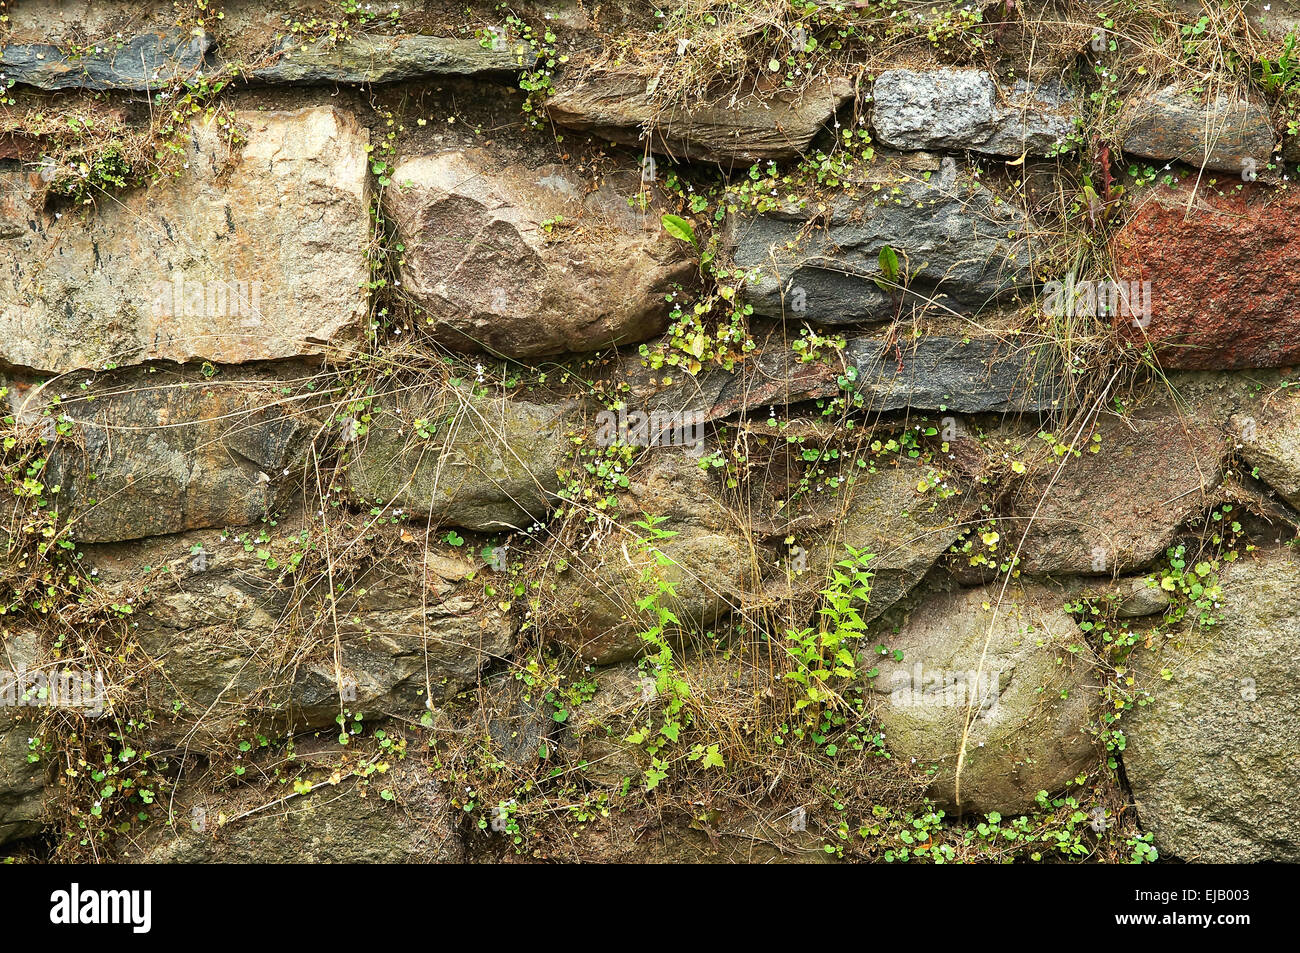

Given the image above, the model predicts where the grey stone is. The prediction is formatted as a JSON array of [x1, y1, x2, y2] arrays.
[[1116, 576, 1171, 618], [82, 525, 515, 740], [867, 581, 1099, 814], [244, 33, 535, 85], [1122, 85, 1275, 174], [0, 632, 46, 845], [0, 30, 211, 91], [727, 159, 1036, 324], [346, 384, 577, 532], [9, 371, 318, 544], [1235, 395, 1300, 511], [872, 69, 1078, 157], [1125, 546, 1300, 862], [547, 72, 853, 165]]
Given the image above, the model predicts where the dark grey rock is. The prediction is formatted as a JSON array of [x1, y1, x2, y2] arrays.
[[872, 68, 1078, 157], [243, 34, 535, 85], [0, 30, 211, 91], [1122, 85, 1274, 174], [726, 160, 1035, 324]]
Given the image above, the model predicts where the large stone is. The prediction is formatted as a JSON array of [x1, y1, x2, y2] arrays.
[[867, 581, 1099, 814], [385, 149, 693, 357], [346, 384, 576, 532], [1125, 546, 1300, 862], [5, 370, 317, 544], [727, 158, 1035, 324], [0, 106, 369, 374], [546, 73, 853, 165], [137, 752, 460, 863], [1121, 84, 1274, 174], [871, 69, 1078, 157], [621, 330, 1064, 424], [801, 458, 973, 622], [0, 631, 46, 845], [1011, 397, 1225, 574], [0, 29, 212, 91], [537, 450, 756, 664], [83, 524, 514, 739], [1113, 180, 1300, 369], [244, 33, 535, 84], [1235, 389, 1300, 511]]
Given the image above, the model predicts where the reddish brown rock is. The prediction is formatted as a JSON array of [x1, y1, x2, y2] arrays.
[[1113, 182, 1300, 369]]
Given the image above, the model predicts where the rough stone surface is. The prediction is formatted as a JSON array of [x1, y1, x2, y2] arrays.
[[0, 106, 369, 374], [1113, 180, 1300, 369], [245, 34, 534, 84], [1116, 576, 1171, 618], [871, 69, 1077, 157], [620, 330, 1064, 424], [538, 450, 756, 664], [1011, 399, 1225, 575], [1122, 85, 1275, 174], [868, 581, 1099, 814], [0, 631, 46, 845], [5, 372, 318, 544], [728, 159, 1035, 324], [547, 73, 853, 165], [802, 458, 972, 622], [1, 30, 212, 91], [1235, 390, 1300, 511], [385, 149, 693, 357], [83, 525, 514, 739], [1125, 547, 1300, 862], [139, 754, 460, 863], [346, 384, 576, 532]]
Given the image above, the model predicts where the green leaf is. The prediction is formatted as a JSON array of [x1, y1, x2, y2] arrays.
[[661, 213, 696, 246], [878, 245, 900, 282]]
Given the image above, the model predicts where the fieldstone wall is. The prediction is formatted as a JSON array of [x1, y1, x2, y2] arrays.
[[1, 0, 1298, 863]]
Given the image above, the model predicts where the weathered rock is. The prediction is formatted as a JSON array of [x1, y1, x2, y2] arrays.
[[1113, 180, 1300, 369], [1116, 575, 1171, 618], [346, 384, 576, 532], [385, 149, 693, 357], [138, 753, 460, 863], [871, 69, 1078, 157], [0, 29, 212, 91], [83, 525, 514, 739], [538, 449, 756, 664], [7, 372, 318, 544], [621, 330, 1064, 424], [546, 73, 853, 165], [1121, 84, 1274, 174], [728, 159, 1035, 323], [244, 33, 534, 84], [0, 107, 369, 374], [868, 581, 1099, 814], [1235, 390, 1300, 510], [0, 631, 46, 845], [0, 170, 43, 240], [801, 458, 973, 621], [562, 661, 655, 784], [1011, 398, 1225, 574], [1125, 546, 1300, 862]]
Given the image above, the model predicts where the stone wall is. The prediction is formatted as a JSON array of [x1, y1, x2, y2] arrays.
[[1, 0, 1298, 863]]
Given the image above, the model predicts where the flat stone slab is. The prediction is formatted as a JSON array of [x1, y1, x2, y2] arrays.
[[243, 33, 535, 84], [0, 30, 211, 91], [1121, 84, 1274, 174], [547, 72, 853, 165], [0, 106, 370, 374]]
